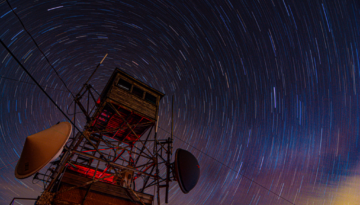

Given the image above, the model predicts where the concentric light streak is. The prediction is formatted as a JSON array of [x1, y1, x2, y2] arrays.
[[1, 0, 360, 204]]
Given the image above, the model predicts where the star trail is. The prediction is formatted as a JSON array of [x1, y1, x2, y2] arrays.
[[1, 0, 360, 204]]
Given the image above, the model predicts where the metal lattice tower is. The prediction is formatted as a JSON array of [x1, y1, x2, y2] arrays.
[[34, 68, 176, 205]]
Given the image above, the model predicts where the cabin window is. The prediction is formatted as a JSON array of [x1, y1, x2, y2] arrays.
[[118, 79, 131, 91], [145, 93, 157, 104], [132, 86, 144, 98]]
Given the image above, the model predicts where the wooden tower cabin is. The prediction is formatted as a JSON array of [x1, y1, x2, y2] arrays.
[[35, 68, 165, 205]]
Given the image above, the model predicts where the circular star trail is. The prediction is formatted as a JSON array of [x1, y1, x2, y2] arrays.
[[1, 0, 360, 204]]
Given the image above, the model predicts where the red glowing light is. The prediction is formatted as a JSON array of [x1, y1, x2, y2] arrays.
[[67, 163, 115, 183]]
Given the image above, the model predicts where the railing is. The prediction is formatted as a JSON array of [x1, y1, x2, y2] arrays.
[[9, 197, 37, 205]]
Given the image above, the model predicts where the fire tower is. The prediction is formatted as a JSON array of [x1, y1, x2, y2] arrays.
[[37, 68, 165, 204], [12, 68, 200, 205]]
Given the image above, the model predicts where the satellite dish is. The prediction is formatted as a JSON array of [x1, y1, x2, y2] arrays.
[[15, 122, 72, 179], [174, 148, 200, 194]]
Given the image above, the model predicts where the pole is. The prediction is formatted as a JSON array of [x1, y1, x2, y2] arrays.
[[155, 116, 160, 205], [165, 95, 174, 203], [171, 95, 174, 153], [78, 53, 108, 94]]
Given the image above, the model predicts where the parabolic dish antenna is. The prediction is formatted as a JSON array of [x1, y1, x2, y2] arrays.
[[174, 148, 200, 194], [15, 122, 72, 179]]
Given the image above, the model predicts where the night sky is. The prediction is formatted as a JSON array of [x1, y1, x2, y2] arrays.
[[1, 0, 360, 204]]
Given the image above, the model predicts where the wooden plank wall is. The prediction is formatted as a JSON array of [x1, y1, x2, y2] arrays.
[[106, 74, 159, 120], [54, 171, 153, 205], [109, 86, 157, 120]]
